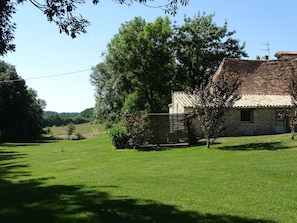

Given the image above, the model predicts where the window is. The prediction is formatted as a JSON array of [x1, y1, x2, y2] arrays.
[[241, 110, 253, 122]]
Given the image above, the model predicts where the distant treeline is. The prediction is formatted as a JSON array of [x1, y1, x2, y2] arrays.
[[42, 108, 94, 127]]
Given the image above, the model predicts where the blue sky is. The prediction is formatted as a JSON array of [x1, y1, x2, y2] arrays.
[[1, 0, 296, 112]]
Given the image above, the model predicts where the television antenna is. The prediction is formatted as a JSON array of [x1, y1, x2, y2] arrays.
[[261, 42, 270, 57]]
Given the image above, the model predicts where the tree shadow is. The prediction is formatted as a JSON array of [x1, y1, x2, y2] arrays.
[[0, 140, 56, 147], [0, 150, 277, 223], [216, 142, 290, 151], [0, 150, 26, 161]]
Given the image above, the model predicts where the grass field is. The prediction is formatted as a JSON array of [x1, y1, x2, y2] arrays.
[[46, 122, 106, 139], [0, 132, 297, 222]]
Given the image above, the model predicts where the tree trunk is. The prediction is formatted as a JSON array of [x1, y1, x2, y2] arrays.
[[206, 137, 211, 148], [291, 129, 295, 140]]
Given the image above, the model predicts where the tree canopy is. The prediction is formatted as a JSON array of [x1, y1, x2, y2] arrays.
[[0, 61, 45, 141], [91, 14, 247, 124], [42, 108, 94, 127], [91, 16, 176, 123], [173, 13, 248, 90], [0, 0, 189, 56]]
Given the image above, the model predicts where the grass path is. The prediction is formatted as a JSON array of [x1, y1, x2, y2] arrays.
[[0, 133, 297, 222]]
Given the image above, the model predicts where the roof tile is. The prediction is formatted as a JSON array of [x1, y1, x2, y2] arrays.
[[172, 92, 293, 109], [233, 94, 293, 108]]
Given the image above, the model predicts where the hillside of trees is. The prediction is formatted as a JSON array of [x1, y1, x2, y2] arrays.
[[42, 108, 94, 127]]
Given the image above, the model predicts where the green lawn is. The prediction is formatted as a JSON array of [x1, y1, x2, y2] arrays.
[[0, 133, 297, 222]]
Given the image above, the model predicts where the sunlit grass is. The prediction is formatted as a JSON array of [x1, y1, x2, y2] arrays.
[[46, 122, 106, 139], [0, 133, 297, 222]]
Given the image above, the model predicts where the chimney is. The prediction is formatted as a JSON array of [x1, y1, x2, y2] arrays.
[[275, 51, 297, 60], [261, 55, 269, 60]]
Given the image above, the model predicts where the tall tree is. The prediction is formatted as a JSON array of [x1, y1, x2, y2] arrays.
[[0, 61, 45, 141], [0, 0, 189, 56], [173, 13, 247, 90], [91, 13, 247, 125], [91, 62, 127, 123], [0, 0, 16, 55], [91, 16, 176, 123]]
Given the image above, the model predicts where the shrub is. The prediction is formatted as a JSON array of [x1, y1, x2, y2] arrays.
[[125, 114, 152, 149], [66, 122, 75, 140], [185, 112, 200, 145], [73, 132, 85, 140], [109, 125, 128, 149]]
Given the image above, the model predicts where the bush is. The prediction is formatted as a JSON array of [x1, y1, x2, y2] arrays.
[[185, 112, 199, 145], [125, 114, 152, 149], [73, 132, 85, 140], [66, 122, 75, 140], [109, 125, 128, 149]]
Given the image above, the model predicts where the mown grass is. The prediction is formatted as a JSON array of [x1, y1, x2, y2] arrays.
[[0, 133, 297, 222]]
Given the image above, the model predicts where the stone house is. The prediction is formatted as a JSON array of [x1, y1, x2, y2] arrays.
[[169, 51, 297, 136]]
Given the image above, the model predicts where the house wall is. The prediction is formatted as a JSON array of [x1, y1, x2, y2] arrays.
[[222, 108, 289, 136], [169, 103, 185, 114], [189, 108, 290, 137], [169, 101, 185, 114], [169, 92, 199, 114], [169, 98, 185, 114]]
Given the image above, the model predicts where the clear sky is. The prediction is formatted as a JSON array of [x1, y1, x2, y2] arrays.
[[1, 0, 296, 112]]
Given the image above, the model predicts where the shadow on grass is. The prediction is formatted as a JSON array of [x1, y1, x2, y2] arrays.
[[0, 150, 277, 223], [0, 150, 26, 161], [217, 142, 290, 151], [0, 140, 56, 147]]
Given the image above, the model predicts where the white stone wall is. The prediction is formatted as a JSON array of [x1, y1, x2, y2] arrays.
[[189, 108, 290, 137]]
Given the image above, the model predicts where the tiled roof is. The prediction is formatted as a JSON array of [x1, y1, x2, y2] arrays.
[[173, 91, 197, 108], [214, 58, 296, 95], [233, 94, 293, 108], [172, 92, 293, 109]]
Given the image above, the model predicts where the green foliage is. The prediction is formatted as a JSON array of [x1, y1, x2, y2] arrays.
[[0, 0, 16, 56], [91, 14, 247, 124], [91, 17, 175, 124], [185, 112, 199, 145], [121, 91, 142, 116], [108, 115, 155, 150], [109, 125, 128, 149], [173, 12, 248, 90], [79, 108, 95, 119], [91, 62, 127, 124], [42, 108, 94, 127], [65, 122, 75, 139], [0, 61, 45, 141], [74, 132, 85, 140], [125, 114, 152, 149], [44, 127, 52, 135]]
